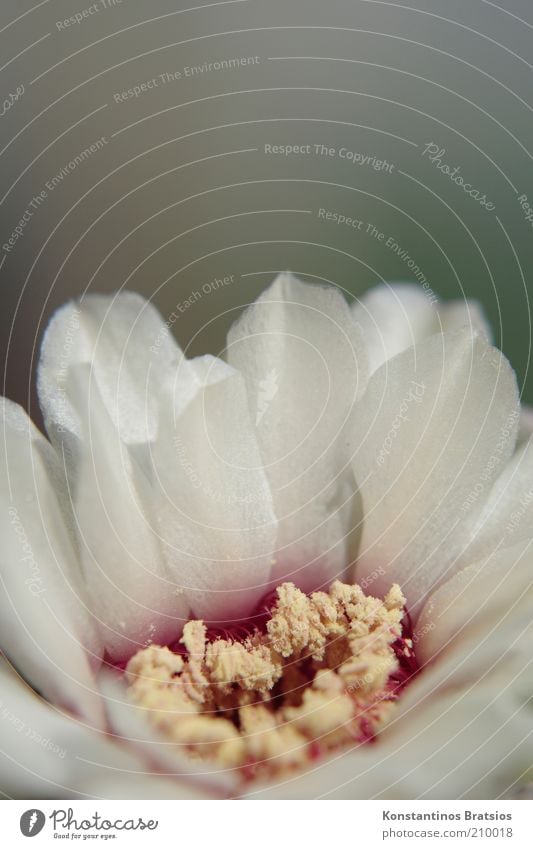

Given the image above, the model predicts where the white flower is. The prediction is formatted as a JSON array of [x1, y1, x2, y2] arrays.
[[1, 273, 532, 799]]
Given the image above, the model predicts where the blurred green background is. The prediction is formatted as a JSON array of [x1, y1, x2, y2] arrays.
[[1, 0, 531, 420]]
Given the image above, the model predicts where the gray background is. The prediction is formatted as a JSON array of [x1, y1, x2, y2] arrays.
[[1, 0, 531, 422]]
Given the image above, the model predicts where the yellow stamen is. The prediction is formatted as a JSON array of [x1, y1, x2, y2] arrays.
[[125, 581, 406, 778]]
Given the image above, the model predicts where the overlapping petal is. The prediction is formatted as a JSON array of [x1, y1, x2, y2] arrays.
[[67, 365, 189, 661], [227, 273, 367, 592], [416, 539, 533, 667], [351, 328, 520, 615], [0, 399, 104, 726], [455, 436, 533, 570], [150, 355, 277, 622]]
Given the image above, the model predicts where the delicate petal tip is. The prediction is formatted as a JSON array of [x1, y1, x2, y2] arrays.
[[66, 364, 190, 661], [37, 290, 182, 450], [253, 269, 342, 301]]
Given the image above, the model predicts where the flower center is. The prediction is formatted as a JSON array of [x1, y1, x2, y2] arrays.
[[125, 581, 416, 779]]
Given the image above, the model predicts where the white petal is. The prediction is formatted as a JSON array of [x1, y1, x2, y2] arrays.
[[352, 328, 520, 616], [0, 399, 104, 727], [68, 366, 189, 662], [0, 657, 206, 799], [227, 273, 366, 592], [416, 539, 533, 666], [37, 292, 181, 476], [152, 355, 277, 622], [352, 283, 491, 376], [455, 435, 533, 569]]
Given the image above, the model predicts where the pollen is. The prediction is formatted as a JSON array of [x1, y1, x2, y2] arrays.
[[125, 581, 413, 779]]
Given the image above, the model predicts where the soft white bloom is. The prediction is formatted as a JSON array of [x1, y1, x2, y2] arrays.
[[1, 273, 532, 799]]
